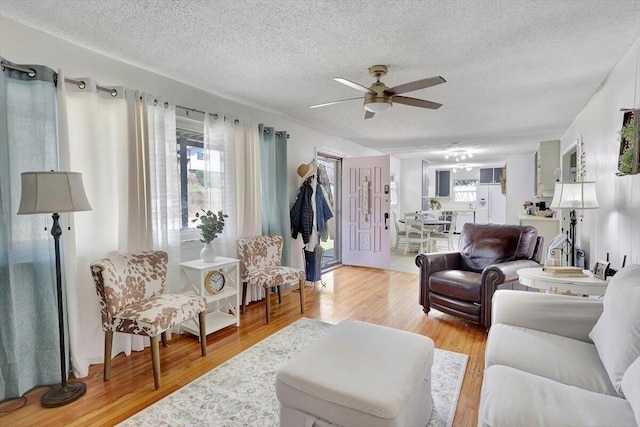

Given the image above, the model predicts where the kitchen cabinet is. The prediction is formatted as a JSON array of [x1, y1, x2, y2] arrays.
[[536, 140, 560, 197], [479, 167, 504, 184], [435, 170, 451, 197]]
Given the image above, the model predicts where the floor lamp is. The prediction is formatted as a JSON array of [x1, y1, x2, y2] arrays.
[[549, 181, 599, 267], [17, 171, 92, 408]]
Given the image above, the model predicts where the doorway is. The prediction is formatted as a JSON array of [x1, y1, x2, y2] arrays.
[[316, 153, 341, 269]]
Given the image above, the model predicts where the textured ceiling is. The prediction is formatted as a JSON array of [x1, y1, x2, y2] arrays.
[[1, 0, 639, 165]]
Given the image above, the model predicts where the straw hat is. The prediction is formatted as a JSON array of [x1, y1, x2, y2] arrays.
[[297, 162, 317, 181]]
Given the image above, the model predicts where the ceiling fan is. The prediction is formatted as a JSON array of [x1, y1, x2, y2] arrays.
[[309, 65, 446, 119]]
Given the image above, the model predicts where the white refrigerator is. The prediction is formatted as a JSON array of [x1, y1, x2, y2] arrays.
[[476, 184, 506, 224]]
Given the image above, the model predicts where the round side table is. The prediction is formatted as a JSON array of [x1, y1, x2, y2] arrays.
[[517, 267, 609, 296]]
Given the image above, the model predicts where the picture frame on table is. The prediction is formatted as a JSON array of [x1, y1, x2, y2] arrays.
[[593, 260, 610, 280]]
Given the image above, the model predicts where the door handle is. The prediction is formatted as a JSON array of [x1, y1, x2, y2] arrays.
[[384, 212, 389, 230]]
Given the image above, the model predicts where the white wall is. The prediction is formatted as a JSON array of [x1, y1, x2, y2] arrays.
[[560, 38, 640, 268], [0, 16, 383, 269], [506, 153, 537, 225], [399, 158, 424, 213]]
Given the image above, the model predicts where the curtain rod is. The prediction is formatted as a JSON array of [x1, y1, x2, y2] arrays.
[[3, 62, 289, 137], [176, 105, 290, 138], [1, 61, 118, 96], [176, 105, 242, 126]]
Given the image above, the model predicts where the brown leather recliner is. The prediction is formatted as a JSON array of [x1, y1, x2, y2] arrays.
[[416, 223, 543, 329]]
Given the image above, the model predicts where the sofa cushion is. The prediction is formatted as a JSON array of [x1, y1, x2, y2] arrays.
[[589, 264, 640, 394], [622, 356, 640, 426], [429, 270, 481, 302], [486, 324, 618, 396], [479, 365, 637, 427]]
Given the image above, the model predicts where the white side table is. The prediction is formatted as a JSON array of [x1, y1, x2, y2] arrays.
[[517, 267, 609, 296], [180, 257, 241, 336]]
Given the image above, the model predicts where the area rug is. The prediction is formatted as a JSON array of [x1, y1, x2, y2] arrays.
[[118, 318, 468, 427]]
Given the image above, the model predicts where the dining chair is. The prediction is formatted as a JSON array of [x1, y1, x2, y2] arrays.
[[404, 213, 431, 255], [90, 251, 207, 390], [392, 211, 407, 251], [428, 212, 458, 251], [237, 235, 305, 324]]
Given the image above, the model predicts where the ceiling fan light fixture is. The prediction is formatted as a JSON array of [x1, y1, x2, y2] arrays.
[[446, 148, 473, 162], [364, 98, 392, 113]]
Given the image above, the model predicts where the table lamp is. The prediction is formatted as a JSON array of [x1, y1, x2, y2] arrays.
[[17, 171, 92, 408], [549, 181, 599, 267]]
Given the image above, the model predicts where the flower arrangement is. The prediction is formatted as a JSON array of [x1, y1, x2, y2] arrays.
[[429, 199, 441, 210], [192, 209, 228, 244]]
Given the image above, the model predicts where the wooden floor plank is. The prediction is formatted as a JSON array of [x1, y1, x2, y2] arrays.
[[0, 265, 487, 426]]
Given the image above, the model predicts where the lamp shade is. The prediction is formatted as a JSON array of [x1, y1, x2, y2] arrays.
[[550, 181, 599, 210], [17, 171, 92, 214], [364, 98, 392, 113]]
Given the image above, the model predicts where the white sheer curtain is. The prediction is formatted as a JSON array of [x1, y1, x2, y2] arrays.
[[145, 95, 181, 292], [58, 77, 181, 377], [234, 118, 261, 238], [203, 113, 238, 257], [57, 75, 137, 377], [203, 113, 262, 303]]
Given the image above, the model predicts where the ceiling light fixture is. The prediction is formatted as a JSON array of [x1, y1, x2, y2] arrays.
[[445, 146, 473, 162], [364, 98, 392, 113], [452, 164, 473, 173]]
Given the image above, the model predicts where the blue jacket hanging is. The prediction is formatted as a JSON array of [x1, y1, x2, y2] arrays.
[[315, 184, 333, 241]]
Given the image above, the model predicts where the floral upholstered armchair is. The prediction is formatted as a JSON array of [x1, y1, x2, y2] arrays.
[[90, 251, 207, 389], [237, 235, 305, 324]]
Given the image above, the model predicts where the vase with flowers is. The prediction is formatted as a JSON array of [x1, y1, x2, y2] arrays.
[[192, 209, 228, 262]]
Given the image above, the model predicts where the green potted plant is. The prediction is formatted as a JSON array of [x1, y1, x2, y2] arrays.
[[618, 121, 636, 174], [192, 209, 228, 262], [429, 199, 441, 210]]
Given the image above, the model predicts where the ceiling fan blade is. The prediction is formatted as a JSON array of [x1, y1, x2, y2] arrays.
[[393, 96, 442, 109], [309, 97, 363, 109], [365, 110, 375, 119], [334, 78, 375, 94], [385, 76, 446, 96]]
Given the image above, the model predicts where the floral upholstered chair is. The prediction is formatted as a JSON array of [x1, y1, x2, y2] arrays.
[[237, 235, 305, 324], [90, 251, 207, 390]]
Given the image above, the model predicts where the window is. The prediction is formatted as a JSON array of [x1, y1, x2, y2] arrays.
[[177, 128, 204, 230], [453, 179, 478, 203], [176, 114, 225, 231]]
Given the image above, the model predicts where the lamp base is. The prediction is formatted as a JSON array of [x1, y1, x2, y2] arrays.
[[41, 381, 86, 408]]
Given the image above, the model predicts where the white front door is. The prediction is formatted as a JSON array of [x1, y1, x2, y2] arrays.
[[341, 155, 391, 269]]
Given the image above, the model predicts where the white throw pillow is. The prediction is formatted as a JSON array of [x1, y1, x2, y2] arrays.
[[589, 264, 640, 394], [621, 356, 640, 427]]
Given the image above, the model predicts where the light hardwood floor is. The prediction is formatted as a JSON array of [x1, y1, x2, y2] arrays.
[[0, 265, 487, 426]]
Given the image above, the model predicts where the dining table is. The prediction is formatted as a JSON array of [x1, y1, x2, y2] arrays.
[[399, 218, 451, 227]]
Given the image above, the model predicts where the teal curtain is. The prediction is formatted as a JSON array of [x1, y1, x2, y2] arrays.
[[259, 124, 291, 265], [0, 58, 60, 399]]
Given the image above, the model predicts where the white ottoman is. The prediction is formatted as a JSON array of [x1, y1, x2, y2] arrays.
[[276, 319, 434, 427]]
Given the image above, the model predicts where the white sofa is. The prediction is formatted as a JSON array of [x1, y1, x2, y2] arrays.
[[479, 264, 640, 427]]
